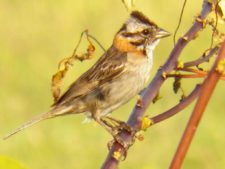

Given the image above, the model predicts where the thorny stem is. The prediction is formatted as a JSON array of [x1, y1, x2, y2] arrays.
[[169, 39, 225, 169], [101, 1, 213, 169]]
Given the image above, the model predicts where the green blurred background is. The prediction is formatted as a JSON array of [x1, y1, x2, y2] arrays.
[[0, 0, 224, 169]]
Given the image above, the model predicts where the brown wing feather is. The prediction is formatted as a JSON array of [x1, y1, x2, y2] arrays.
[[54, 45, 127, 106]]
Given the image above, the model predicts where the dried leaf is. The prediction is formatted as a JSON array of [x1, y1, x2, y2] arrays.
[[180, 94, 186, 102], [173, 75, 186, 101], [218, 0, 225, 20], [51, 31, 96, 102], [196, 65, 204, 71], [52, 70, 66, 101], [173, 76, 182, 94], [206, 0, 225, 47], [152, 92, 162, 104], [122, 0, 137, 11]]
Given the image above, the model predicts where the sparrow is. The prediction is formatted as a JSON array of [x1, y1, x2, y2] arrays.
[[3, 11, 170, 142]]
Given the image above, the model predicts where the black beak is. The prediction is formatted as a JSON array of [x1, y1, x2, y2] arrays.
[[155, 28, 171, 39]]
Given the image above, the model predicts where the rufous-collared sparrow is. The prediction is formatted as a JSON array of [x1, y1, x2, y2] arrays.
[[4, 11, 170, 141]]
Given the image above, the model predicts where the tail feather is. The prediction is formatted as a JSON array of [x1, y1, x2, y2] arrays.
[[3, 106, 73, 140]]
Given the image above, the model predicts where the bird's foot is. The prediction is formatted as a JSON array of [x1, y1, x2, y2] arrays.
[[101, 116, 133, 133], [104, 121, 136, 160], [100, 116, 137, 160], [107, 132, 136, 161]]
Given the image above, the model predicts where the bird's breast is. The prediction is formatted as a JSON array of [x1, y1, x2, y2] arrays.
[[127, 51, 153, 82], [96, 52, 153, 117]]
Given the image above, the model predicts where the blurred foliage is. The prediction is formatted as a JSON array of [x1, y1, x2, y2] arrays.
[[0, 0, 224, 169], [0, 156, 28, 169]]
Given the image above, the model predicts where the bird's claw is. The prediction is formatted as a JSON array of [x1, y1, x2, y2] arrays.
[[107, 126, 137, 161]]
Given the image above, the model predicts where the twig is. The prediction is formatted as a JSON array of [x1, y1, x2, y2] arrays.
[[183, 46, 219, 67], [87, 34, 106, 52], [150, 84, 201, 124], [177, 67, 207, 74], [101, 1, 212, 169], [167, 73, 225, 80], [209, 0, 221, 49], [173, 0, 188, 45], [72, 30, 105, 57], [169, 39, 225, 169]]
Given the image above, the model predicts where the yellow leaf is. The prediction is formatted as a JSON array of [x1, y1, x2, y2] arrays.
[[141, 116, 152, 131], [51, 31, 96, 102], [177, 60, 184, 69], [216, 58, 225, 73]]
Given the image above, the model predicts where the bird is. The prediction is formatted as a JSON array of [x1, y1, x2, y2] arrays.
[[3, 10, 170, 142]]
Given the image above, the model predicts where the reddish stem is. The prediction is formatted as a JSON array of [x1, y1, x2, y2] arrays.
[[151, 84, 201, 124], [169, 40, 225, 169]]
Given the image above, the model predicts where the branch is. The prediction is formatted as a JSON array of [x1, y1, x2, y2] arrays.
[[169, 39, 225, 169], [177, 67, 209, 74], [150, 84, 201, 125], [183, 45, 219, 67], [167, 73, 225, 80], [101, 1, 213, 168]]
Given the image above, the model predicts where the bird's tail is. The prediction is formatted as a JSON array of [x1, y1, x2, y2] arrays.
[[3, 106, 73, 140]]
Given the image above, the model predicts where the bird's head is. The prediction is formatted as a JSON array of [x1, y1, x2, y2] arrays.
[[114, 11, 170, 55]]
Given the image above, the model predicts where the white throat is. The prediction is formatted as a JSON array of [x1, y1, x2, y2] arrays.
[[146, 39, 160, 54], [146, 39, 160, 62]]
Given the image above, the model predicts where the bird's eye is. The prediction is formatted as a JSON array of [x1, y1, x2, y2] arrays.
[[142, 29, 150, 36]]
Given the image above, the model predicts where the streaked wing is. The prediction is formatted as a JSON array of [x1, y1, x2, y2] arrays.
[[54, 46, 127, 106]]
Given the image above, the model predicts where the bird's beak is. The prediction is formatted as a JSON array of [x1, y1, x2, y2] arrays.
[[155, 28, 171, 39]]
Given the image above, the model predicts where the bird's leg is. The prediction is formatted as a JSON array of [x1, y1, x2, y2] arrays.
[[93, 116, 118, 136], [101, 116, 136, 153], [102, 116, 133, 133]]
